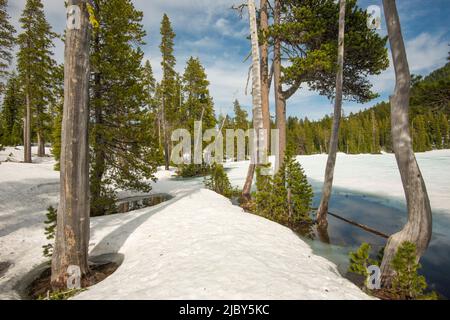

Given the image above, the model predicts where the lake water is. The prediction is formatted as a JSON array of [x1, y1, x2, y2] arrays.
[[305, 188, 450, 299]]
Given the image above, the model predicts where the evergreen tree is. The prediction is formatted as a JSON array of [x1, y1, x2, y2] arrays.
[[255, 152, 313, 229], [177, 57, 216, 177], [348, 242, 378, 278], [0, 73, 23, 146], [181, 57, 216, 133], [159, 13, 177, 170], [90, 0, 159, 216], [50, 64, 64, 170], [17, 0, 57, 159], [390, 242, 435, 299], [0, 0, 16, 95], [233, 99, 249, 131]]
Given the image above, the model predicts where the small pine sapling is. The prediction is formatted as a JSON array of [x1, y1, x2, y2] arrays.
[[390, 241, 437, 300], [204, 163, 238, 198], [42, 206, 57, 258], [348, 242, 378, 279]]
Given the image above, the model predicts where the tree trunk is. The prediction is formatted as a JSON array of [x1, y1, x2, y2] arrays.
[[379, 0, 432, 287], [51, 0, 91, 289], [242, 0, 264, 200], [24, 87, 32, 163], [37, 131, 45, 157], [273, 0, 285, 173], [316, 0, 346, 228], [161, 56, 170, 170], [260, 0, 270, 150]]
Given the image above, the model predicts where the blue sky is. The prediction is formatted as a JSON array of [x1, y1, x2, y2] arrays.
[[6, 0, 450, 120]]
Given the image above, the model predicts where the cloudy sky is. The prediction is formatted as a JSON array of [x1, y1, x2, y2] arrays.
[[6, 0, 450, 120]]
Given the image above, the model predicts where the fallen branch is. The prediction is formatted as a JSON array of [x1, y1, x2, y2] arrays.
[[312, 208, 390, 239]]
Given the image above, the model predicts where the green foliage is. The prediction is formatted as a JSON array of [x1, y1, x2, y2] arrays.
[[255, 152, 313, 228], [89, 0, 159, 216], [37, 288, 86, 300], [348, 243, 378, 278], [204, 163, 238, 199], [17, 0, 57, 148], [0, 0, 16, 94], [177, 163, 210, 178], [390, 241, 436, 300], [42, 206, 57, 258], [269, 0, 388, 103], [287, 63, 450, 155], [0, 73, 23, 146]]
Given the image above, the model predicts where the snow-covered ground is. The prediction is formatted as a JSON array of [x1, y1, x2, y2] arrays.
[[1, 147, 449, 300]]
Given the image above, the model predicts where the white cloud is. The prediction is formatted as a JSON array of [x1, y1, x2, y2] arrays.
[[370, 32, 449, 93]]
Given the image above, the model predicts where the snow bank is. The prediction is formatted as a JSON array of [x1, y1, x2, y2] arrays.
[[0, 147, 369, 300], [75, 189, 368, 300]]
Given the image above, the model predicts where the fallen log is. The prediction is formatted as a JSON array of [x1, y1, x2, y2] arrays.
[[312, 208, 390, 239]]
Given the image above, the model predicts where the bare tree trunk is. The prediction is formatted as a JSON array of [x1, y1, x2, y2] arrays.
[[37, 131, 45, 157], [380, 0, 432, 287], [316, 0, 346, 228], [273, 0, 286, 173], [51, 0, 91, 289], [242, 0, 264, 201], [260, 0, 270, 150], [162, 84, 169, 170], [24, 86, 32, 163]]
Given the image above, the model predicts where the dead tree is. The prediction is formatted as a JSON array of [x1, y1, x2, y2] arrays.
[[379, 0, 432, 287], [51, 0, 91, 289]]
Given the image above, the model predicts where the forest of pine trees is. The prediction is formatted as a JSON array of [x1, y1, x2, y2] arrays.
[[287, 61, 450, 155]]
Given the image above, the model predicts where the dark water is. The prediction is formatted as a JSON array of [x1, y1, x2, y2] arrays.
[[115, 194, 173, 213], [305, 188, 450, 298]]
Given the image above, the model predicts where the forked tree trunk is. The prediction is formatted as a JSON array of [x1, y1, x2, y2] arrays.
[[273, 0, 286, 173], [24, 87, 31, 163], [51, 0, 91, 289], [316, 0, 346, 228], [380, 0, 432, 287], [242, 0, 264, 200]]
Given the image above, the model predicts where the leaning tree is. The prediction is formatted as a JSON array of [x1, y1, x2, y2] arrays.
[[269, 0, 389, 172], [379, 0, 432, 287], [316, 0, 347, 228]]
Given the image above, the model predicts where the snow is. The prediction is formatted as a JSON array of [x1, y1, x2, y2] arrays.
[[295, 150, 450, 214], [2, 147, 448, 299], [0, 146, 370, 300]]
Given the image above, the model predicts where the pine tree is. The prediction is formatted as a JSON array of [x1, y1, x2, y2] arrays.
[[0, 73, 23, 146], [160, 13, 177, 170], [176, 57, 216, 177], [181, 57, 216, 133], [17, 0, 57, 160], [0, 0, 16, 95], [233, 99, 249, 131], [348, 242, 377, 278], [255, 152, 313, 228], [42, 206, 57, 258], [89, 0, 159, 216], [390, 242, 433, 299], [50, 64, 64, 170]]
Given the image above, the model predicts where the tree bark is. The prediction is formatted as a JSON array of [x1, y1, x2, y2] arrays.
[[37, 131, 45, 157], [316, 0, 346, 228], [379, 0, 432, 287], [242, 0, 264, 200], [161, 52, 170, 170], [273, 0, 286, 173], [51, 0, 91, 289], [260, 0, 270, 150], [24, 83, 32, 163]]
